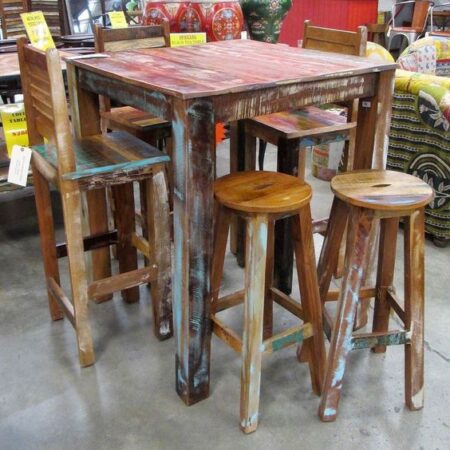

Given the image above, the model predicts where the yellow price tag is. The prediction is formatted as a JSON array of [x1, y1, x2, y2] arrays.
[[170, 33, 207, 48], [0, 104, 29, 158], [108, 11, 128, 29], [21, 11, 55, 51]]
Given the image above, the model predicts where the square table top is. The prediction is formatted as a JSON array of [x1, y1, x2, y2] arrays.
[[66, 39, 397, 100]]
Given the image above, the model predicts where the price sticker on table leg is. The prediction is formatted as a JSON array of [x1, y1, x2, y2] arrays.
[[7, 145, 32, 187]]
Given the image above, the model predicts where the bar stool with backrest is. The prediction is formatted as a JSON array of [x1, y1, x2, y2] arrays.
[[18, 38, 172, 367], [247, 20, 367, 176], [315, 170, 433, 422], [94, 23, 174, 217], [238, 21, 367, 294], [210, 170, 326, 433], [94, 23, 172, 147]]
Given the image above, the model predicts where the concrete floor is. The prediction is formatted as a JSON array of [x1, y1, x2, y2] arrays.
[[0, 144, 449, 449]]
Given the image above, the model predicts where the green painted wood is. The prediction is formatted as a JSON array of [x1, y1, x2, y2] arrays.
[[351, 330, 408, 350], [33, 130, 169, 181]]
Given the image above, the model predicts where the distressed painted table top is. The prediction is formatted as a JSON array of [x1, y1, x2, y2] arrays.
[[66, 39, 397, 100]]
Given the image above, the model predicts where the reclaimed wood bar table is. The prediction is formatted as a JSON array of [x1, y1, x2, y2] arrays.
[[65, 40, 396, 405]]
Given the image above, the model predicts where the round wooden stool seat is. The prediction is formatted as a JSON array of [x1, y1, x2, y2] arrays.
[[214, 171, 312, 214], [331, 170, 434, 211]]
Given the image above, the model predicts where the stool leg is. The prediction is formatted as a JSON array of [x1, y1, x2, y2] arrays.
[[319, 207, 374, 422], [317, 197, 349, 337], [32, 163, 63, 321], [210, 203, 231, 310], [240, 214, 268, 434], [297, 197, 348, 364], [404, 209, 425, 411], [263, 220, 275, 339], [273, 138, 300, 295], [292, 207, 326, 396], [146, 172, 173, 340], [62, 183, 95, 367], [86, 188, 112, 303], [112, 183, 139, 303], [372, 217, 399, 353]]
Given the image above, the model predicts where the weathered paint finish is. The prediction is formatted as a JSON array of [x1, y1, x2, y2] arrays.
[[79, 70, 172, 121], [318, 171, 430, 420], [146, 172, 173, 340], [240, 214, 268, 434], [404, 208, 425, 411], [319, 206, 375, 422], [264, 323, 313, 353], [372, 217, 399, 353], [66, 39, 397, 406], [172, 97, 215, 404], [352, 331, 408, 350]]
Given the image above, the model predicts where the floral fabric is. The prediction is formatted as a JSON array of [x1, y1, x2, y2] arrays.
[[387, 44, 450, 241]]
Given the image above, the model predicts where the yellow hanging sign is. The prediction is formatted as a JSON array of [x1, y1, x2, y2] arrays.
[[108, 11, 129, 29], [170, 33, 207, 48], [21, 11, 55, 51], [0, 104, 29, 158]]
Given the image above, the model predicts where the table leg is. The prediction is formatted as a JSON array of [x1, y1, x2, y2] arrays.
[[274, 138, 300, 295], [352, 70, 395, 328], [172, 98, 216, 405], [67, 65, 111, 288], [231, 120, 256, 267], [354, 70, 395, 171]]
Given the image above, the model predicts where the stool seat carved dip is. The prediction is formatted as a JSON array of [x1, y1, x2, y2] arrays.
[[211, 171, 326, 433], [317, 170, 434, 422]]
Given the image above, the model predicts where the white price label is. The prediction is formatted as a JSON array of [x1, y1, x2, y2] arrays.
[[7, 145, 32, 187]]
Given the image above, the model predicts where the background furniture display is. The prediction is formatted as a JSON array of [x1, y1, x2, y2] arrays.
[[430, 2, 450, 36], [0, 0, 28, 39], [388, 0, 432, 51], [30, 0, 64, 38], [388, 36, 450, 245], [317, 170, 433, 422], [240, 0, 292, 43], [143, 0, 243, 41], [18, 38, 172, 366]]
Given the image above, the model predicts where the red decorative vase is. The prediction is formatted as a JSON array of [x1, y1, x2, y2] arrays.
[[143, 0, 244, 41]]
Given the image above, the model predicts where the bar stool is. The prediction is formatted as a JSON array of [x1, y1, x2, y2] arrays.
[[18, 39, 172, 367], [316, 170, 434, 422], [211, 171, 326, 433]]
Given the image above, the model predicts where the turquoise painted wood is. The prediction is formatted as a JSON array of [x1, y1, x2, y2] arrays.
[[34, 131, 169, 183]]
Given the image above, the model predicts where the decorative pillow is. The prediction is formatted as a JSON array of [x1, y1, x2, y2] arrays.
[[436, 59, 450, 77]]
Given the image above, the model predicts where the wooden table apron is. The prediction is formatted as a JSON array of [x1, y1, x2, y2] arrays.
[[65, 40, 396, 406]]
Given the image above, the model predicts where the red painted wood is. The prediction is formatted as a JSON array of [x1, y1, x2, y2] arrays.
[[279, 0, 378, 47], [67, 40, 395, 100]]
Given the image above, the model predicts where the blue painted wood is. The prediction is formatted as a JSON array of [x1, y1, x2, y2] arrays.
[[352, 331, 408, 350], [33, 130, 170, 181]]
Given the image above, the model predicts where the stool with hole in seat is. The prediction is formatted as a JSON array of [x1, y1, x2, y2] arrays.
[[316, 170, 434, 422], [211, 171, 326, 433]]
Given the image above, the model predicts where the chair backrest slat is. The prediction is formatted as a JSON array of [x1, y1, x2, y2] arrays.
[[94, 23, 170, 53], [302, 20, 367, 56], [0, 0, 28, 38], [17, 37, 76, 176]]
